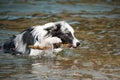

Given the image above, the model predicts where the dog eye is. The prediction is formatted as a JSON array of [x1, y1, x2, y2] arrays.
[[65, 32, 70, 36], [65, 34, 68, 36]]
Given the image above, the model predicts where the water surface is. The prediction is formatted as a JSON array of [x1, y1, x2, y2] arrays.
[[0, 0, 120, 80]]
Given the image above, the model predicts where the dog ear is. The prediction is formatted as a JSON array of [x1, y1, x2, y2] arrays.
[[54, 23, 61, 31], [44, 23, 62, 36]]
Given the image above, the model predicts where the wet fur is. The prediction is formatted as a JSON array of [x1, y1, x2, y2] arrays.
[[2, 21, 80, 57]]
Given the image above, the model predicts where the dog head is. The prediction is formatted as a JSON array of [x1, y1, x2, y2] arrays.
[[44, 21, 80, 48]]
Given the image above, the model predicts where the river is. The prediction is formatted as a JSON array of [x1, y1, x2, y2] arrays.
[[0, 0, 120, 80]]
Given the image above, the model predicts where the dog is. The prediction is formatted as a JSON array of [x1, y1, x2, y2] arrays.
[[1, 21, 80, 57]]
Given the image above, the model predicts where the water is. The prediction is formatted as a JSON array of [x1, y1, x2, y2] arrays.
[[0, 0, 120, 80], [0, 0, 120, 20]]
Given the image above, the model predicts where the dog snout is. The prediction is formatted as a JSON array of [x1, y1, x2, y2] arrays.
[[76, 42, 80, 47]]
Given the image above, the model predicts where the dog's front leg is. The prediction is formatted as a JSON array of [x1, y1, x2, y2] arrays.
[[44, 37, 62, 44], [29, 41, 45, 57], [44, 37, 63, 53], [29, 37, 62, 57]]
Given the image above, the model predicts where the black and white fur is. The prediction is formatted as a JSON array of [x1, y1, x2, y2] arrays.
[[2, 21, 80, 57]]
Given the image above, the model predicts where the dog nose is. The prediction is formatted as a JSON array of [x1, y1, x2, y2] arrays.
[[76, 42, 80, 47]]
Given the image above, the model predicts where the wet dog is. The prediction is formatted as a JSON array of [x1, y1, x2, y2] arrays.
[[1, 21, 80, 57]]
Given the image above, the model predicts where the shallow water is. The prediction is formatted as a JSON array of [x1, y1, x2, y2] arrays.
[[0, 0, 120, 20], [0, 0, 120, 80]]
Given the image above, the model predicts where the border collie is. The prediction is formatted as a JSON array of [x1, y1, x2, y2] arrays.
[[1, 21, 80, 57]]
